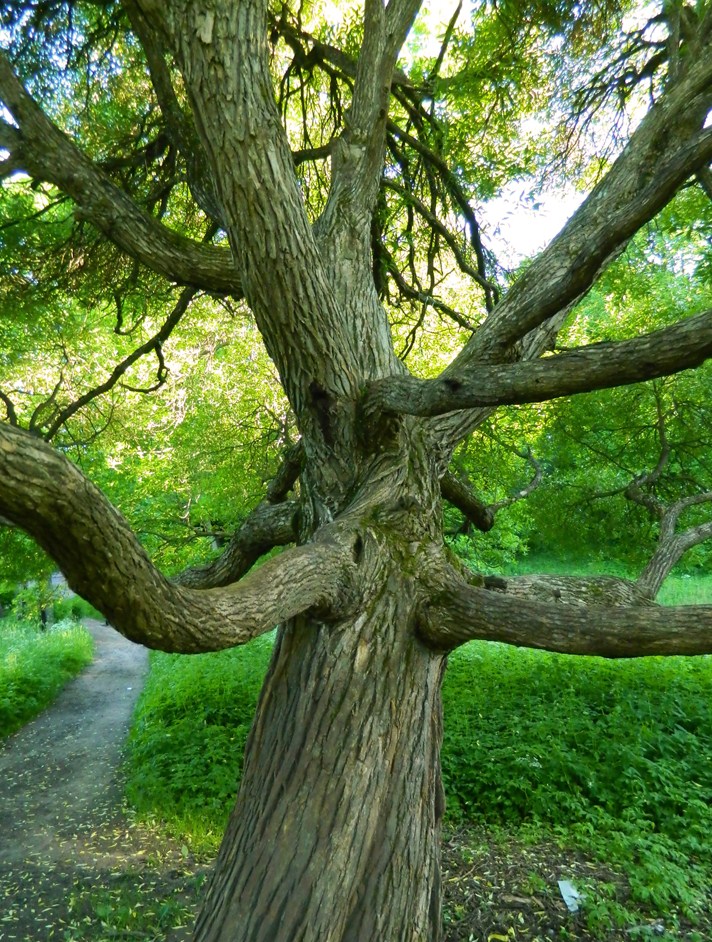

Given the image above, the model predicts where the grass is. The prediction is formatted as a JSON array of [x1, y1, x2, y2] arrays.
[[0, 617, 94, 738], [123, 571, 712, 935]]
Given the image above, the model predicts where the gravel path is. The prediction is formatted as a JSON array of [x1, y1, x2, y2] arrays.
[[0, 620, 203, 941]]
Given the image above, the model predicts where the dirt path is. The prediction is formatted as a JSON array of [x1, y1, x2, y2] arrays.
[[0, 620, 203, 941]]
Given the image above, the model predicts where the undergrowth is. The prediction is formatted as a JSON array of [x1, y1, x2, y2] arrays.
[[0, 617, 94, 737], [124, 575, 712, 932]]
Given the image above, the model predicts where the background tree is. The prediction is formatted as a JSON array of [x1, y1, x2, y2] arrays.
[[1, 2, 712, 941]]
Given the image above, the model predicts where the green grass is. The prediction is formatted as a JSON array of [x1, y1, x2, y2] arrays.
[[0, 617, 94, 737], [124, 574, 712, 931], [658, 573, 712, 605]]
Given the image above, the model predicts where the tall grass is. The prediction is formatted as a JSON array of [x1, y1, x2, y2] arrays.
[[0, 617, 94, 737]]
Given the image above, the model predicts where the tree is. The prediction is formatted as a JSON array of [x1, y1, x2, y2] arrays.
[[1, 2, 712, 939]]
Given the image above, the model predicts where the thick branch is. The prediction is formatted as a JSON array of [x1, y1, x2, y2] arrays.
[[450, 53, 712, 368], [154, 1, 358, 429], [122, 0, 225, 226], [365, 310, 712, 418], [174, 501, 298, 589], [440, 471, 494, 532], [0, 53, 239, 294], [636, 495, 712, 598], [174, 444, 304, 589], [419, 575, 712, 657], [0, 423, 355, 653]]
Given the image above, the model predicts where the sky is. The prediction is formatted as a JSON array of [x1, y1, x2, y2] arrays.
[[480, 184, 585, 266]]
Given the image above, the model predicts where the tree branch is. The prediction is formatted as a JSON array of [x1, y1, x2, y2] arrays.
[[37, 287, 196, 441], [635, 493, 712, 598], [418, 570, 712, 657], [0, 390, 18, 426], [364, 309, 712, 418], [440, 471, 494, 532], [489, 447, 543, 513], [0, 423, 356, 653], [174, 501, 298, 589], [153, 1, 360, 432], [316, 0, 423, 246], [0, 53, 239, 294], [448, 52, 712, 369], [122, 0, 225, 226], [174, 443, 304, 589]]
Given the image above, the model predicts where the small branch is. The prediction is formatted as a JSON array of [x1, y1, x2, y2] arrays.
[[174, 501, 298, 589], [698, 165, 712, 199], [489, 448, 543, 513], [174, 444, 305, 589], [363, 309, 712, 419], [440, 471, 494, 532], [635, 493, 712, 598], [0, 390, 18, 426], [40, 287, 196, 441]]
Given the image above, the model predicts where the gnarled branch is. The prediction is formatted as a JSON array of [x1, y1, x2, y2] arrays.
[[441, 448, 542, 533], [174, 502, 299, 590], [0, 423, 356, 653], [418, 566, 712, 657], [440, 471, 494, 532], [364, 309, 712, 419], [175, 443, 305, 589], [0, 53, 239, 294], [449, 55, 712, 369]]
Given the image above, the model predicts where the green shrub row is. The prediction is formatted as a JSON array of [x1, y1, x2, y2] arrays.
[[0, 618, 94, 737]]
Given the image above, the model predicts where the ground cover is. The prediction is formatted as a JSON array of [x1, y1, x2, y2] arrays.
[[0, 616, 93, 738], [123, 572, 712, 939]]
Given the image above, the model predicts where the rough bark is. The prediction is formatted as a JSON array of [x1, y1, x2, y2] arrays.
[[483, 573, 654, 607], [364, 309, 712, 418], [194, 571, 446, 942], [0, 422, 357, 653], [419, 569, 712, 657]]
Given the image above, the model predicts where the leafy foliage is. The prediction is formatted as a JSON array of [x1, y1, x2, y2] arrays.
[[0, 616, 93, 737], [124, 634, 274, 849]]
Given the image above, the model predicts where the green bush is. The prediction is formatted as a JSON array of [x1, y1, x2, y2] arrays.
[[441, 643, 712, 914], [124, 633, 273, 848], [0, 617, 94, 737]]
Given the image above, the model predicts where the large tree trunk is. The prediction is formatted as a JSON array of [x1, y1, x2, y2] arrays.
[[193, 566, 447, 942]]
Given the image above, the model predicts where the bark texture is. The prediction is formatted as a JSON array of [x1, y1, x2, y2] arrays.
[[195, 576, 446, 942]]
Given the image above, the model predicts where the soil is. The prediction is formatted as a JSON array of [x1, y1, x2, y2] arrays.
[[0, 620, 706, 941]]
